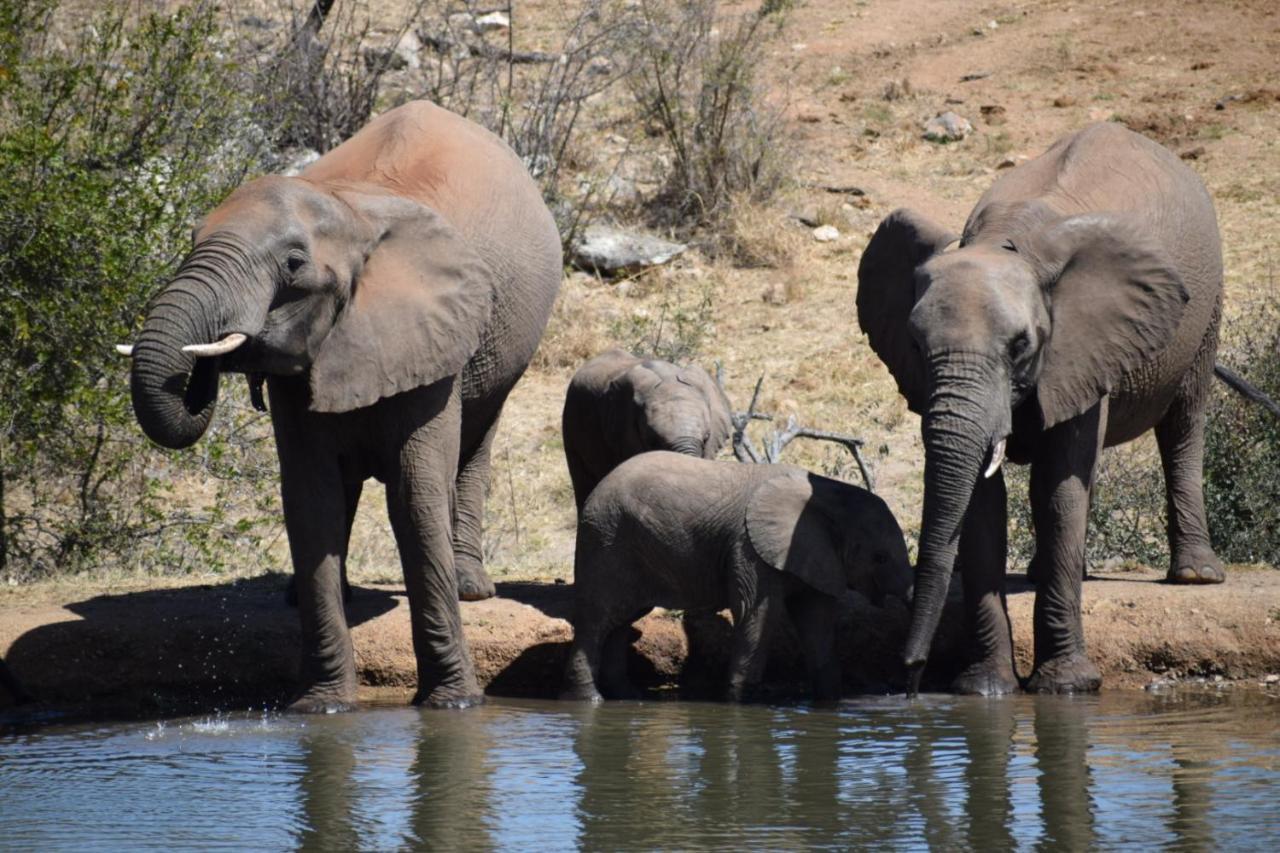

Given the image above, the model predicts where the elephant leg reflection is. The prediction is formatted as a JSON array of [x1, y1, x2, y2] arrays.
[[1033, 696, 1096, 849], [903, 716, 961, 849], [296, 725, 361, 851], [453, 413, 499, 601], [408, 712, 493, 849], [959, 698, 1016, 850], [1170, 752, 1215, 848]]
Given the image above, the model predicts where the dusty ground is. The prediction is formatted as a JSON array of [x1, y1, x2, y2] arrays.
[[3, 565, 1278, 717], [5, 0, 1279, 716]]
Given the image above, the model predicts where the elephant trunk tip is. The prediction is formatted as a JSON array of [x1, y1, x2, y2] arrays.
[[906, 661, 925, 698]]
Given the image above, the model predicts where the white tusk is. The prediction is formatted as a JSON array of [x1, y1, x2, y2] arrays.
[[182, 333, 247, 357], [984, 437, 1007, 479], [115, 344, 134, 357]]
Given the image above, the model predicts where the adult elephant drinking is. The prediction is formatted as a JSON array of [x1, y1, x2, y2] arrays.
[[119, 101, 562, 710], [857, 123, 1224, 695]]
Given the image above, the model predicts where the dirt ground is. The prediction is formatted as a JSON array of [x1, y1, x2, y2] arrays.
[[5, 0, 1279, 717], [3, 565, 1278, 717]]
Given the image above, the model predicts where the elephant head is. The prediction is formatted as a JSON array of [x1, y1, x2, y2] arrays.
[[746, 471, 913, 606], [856, 205, 1189, 676], [613, 357, 733, 458], [123, 175, 493, 448]]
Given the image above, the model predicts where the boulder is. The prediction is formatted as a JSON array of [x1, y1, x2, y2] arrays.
[[570, 225, 687, 276]]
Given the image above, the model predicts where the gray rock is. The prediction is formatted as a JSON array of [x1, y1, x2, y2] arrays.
[[570, 225, 687, 276], [812, 224, 840, 242], [923, 111, 973, 142]]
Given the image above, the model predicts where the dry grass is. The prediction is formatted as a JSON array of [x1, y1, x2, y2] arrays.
[[18, 0, 1278, 595]]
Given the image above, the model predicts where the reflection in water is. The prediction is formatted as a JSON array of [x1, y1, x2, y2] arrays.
[[0, 692, 1277, 849]]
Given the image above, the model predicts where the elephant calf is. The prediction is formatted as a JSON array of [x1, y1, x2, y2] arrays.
[[562, 349, 733, 513], [562, 452, 912, 702]]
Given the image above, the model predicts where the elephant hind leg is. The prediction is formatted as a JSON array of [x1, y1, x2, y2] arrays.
[[1157, 311, 1225, 585], [453, 412, 500, 602]]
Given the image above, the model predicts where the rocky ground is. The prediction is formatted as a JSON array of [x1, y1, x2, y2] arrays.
[[4, 0, 1279, 718]]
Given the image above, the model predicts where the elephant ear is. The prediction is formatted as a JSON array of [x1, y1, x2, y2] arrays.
[[1026, 213, 1190, 428], [856, 209, 959, 414], [309, 191, 494, 413], [745, 471, 845, 599]]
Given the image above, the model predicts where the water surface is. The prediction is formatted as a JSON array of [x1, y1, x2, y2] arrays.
[[1, 691, 1277, 850]]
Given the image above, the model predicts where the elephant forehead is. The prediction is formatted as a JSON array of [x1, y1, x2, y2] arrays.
[[912, 251, 1038, 343]]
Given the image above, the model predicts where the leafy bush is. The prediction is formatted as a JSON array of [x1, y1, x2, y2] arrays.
[[626, 0, 790, 234], [609, 270, 716, 363], [0, 0, 277, 579], [1004, 443, 1169, 573], [1205, 308, 1280, 564]]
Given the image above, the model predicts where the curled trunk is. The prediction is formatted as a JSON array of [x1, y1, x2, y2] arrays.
[[130, 282, 225, 450]]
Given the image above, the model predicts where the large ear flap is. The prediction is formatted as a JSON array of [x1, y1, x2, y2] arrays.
[[1025, 213, 1190, 428], [856, 209, 959, 414], [308, 191, 494, 413], [745, 472, 845, 599]]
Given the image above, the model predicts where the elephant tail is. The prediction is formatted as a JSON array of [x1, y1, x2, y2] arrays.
[[1214, 363, 1280, 420]]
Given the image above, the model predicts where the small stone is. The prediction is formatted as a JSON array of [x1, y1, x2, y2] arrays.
[[1264, 674, 1279, 684], [1180, 146, 1206, 160], [1052, 95, 1077, 108], [812, 224, 840, 242], [474, 11, 510, 32], [923, 111, 973, 142], [996, 157, 1017, 169]]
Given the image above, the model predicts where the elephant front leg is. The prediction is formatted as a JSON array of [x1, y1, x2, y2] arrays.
[[279, 459, 359, 712], [953, 469, 1019, 695], [1026, 402, 1106, 694], [788, 592, 841, 702], [387, 384, 484, 708], [452, 416, 499, 601], [727, 584, 777, 702]]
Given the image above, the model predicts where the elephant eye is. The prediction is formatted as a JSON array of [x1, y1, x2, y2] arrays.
[[1009, 331, 1031, 361], [1001, 239, 1017, 253], [285, 253, 306, 274]]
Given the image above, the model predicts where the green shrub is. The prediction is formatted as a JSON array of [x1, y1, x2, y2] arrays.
[[0, 0, 277, 579], [1205, 307, 1280, 565]]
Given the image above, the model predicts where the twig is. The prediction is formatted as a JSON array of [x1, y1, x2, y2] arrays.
[[418, 30, 558, 64]]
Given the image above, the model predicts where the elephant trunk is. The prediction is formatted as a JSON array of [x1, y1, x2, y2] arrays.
[[130, 239, 265, 449], [669, 435, 704, 457], [903, 354, 1009, 681]]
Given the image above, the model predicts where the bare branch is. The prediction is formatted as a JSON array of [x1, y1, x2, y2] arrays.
[[1215, 362, 1280, 420]]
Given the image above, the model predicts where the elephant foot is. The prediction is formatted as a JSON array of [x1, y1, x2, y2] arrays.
[[951, 659, 1020, 696], [560, 682, 605, 703], [455, 554, 496, 601], [283, 576, 353, 608], [287, 686, 358, 714], [412, 686, 485, 709], [1026, 652, 1101, 694], [1167, 545, 1226, 585]]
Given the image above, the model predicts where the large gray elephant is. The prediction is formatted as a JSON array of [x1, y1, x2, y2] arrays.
[[562, 349, 733, 512], [120, 101, 562, 710], [562, 451, 912, 702], [857, 122, 1224, 695]]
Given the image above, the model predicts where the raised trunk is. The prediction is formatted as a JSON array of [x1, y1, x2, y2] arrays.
[[903, 356, 1008, 675], [130, 281, 226, 449]]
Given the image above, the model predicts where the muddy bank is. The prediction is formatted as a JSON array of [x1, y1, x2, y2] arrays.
[[2, 567, 1278, 719]]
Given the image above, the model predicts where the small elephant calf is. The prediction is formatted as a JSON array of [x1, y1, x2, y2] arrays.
[[562, 451, 912, 702], [562, 349, 733, 513]]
